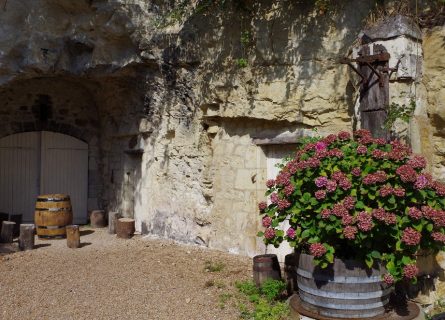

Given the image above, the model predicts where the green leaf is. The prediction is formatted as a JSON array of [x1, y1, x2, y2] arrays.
[[257, 231, 264, 237], [356, 201, 365, 209], [325, 252, 334, 263], [365, 257, 374, 268], [426, 223, 434, 232], [401, 256, 412, 265], [388, 196, 396, 204], [301, 229, 311, 239], [370, 251, 381, 259]]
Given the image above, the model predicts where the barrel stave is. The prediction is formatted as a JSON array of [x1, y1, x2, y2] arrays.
[[296, 253, 392, 319]]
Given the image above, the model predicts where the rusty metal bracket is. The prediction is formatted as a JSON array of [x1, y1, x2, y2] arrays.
[[340, 51, 391, 88], [340, 57, 366, 84]]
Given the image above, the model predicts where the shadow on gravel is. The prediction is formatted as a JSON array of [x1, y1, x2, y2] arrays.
[[0, 243, 18, 255], [80, 230, 95, 236], [79, 242, 92, 248], [34, 243, 51, 249]]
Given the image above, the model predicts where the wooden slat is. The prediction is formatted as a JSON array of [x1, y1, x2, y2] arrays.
[[40, 131, 88, 224]]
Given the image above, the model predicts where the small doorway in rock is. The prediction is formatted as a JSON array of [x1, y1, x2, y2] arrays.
[[264, 144, 298, 263], [122, 152, 142, 221]]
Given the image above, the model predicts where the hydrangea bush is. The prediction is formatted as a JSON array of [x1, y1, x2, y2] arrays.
[[258, 130, 445, 284]]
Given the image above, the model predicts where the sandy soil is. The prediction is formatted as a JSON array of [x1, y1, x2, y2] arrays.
[[0, 227, 253, 320]]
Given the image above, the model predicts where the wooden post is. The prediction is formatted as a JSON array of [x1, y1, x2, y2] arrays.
[[1, 221, 16, 243], [108, 211, 121, 234], [66, 225, 80, 248], [90, 210, 106, 228], [19, 224, 35, 251], [116, 218, 135, 239]]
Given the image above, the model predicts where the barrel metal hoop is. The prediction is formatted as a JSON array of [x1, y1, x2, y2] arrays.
[[300, 292, 390, 310], [298, 283, 392, 300], [36, 208, 71, 212], [37, 226, 64, 229], [296, 268, 383, 284], [37, 197, 69, 202]]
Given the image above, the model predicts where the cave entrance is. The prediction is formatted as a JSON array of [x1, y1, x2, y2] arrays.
[[0, 131, 88, 224]]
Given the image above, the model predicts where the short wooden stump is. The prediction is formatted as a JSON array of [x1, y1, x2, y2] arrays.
[[90, 210, 106, 228], [116, 218, 135, 239]]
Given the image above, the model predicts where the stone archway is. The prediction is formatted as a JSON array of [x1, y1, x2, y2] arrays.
[[0, 77, 102, 216]]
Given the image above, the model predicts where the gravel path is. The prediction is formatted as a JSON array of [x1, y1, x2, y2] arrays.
[[0, 227, 253, 320]]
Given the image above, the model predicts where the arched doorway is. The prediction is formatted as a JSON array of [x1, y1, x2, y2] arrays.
[[0, 131, 88, 224]]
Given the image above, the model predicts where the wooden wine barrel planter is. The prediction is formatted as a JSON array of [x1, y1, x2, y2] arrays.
[[253, 254, 282, 287], [296, 253, 392, 319], [34, 194, 73, 238]]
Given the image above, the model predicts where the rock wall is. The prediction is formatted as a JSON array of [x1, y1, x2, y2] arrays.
[[0, 0, 444, 257]]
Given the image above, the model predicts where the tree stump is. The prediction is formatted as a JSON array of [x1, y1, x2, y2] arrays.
[[90, 210, 106, 228], [116, 218, 135, 239], [19, 224, 35, 251], [66, 225, 80, 248], [108, 211, 121, 234], [1, 221, 16, 243]]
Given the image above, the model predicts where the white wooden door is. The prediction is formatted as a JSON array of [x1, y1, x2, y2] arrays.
[[266, 145, 297, 263], [0, 132, 40, 222], [0, 131, 88, 224], [40, 131, 88, 224]]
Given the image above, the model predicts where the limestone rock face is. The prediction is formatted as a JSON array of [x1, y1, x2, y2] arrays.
[[0, 1, 444, 259], [423, 26, 445, 181]]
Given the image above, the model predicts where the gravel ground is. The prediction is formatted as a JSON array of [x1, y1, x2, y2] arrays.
[[0, 227, 253, 320]]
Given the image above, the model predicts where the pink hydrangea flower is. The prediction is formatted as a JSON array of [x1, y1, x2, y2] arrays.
[[403, 264, 419, 279], [351, 167, 362, 176], [315, 176, 328, 188], [357, 211, 373, 231], [432, 232, 445, 243], [407, 207, 422, 220], [326, 180, 338, 193], [379, 185, 393, 197], [286, 228, 296, 239], [321, 209, 332, 219], [341, 214, 355, 226], [264, 228, 276, 240], [277, 199, 291, 210], [284, 184, 295, 196], [258, 201, 268, 211], [393, 187, 406, 197], [414, 175, 429, 189], [407, 155, 427, 169], [343, 196, 356, 210], [266, 179, 275, 188], [343, 226, 358, 239], [309, 243, 327, 257], [315, 190, 326, 200], [332, 203, 348, 217], [270, 193, 279, 204], [338, 131, 351, 140], [372, 149, 387, 159], [401, 228, 421, 246], [357, 145, 368, 155], [262, 216, 272, 228], [396, 165, 417, 183], [315, 141, 327, 152], [383, 274, 394, 285]]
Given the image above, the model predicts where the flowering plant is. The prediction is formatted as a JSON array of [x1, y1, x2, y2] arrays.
[[258, 130, 445, 284]]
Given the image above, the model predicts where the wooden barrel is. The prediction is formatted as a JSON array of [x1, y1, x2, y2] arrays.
[[285, 253, 298, 295], [253, 254, 282, 287], [296, 253, 392, 319], [35, 194, 73, 238]]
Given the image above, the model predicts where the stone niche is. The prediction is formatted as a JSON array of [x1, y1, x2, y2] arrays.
[[0, 77, 102, 211]]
